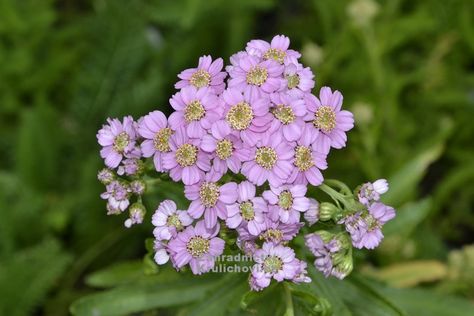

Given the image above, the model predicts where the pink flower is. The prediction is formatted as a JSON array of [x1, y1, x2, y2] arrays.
[[263, 185, 310, 224], [249, 242, 300, 291], [246, 35, 301, 65], [287, 123, 328, 186], [138, 111, 173, 172], [228, 53, 284, 100], [185, 172, 238, 229], [168, 86, 222, 138], [241, 131, 293, 187], [219, 88, 273, 146], [175, 55, 227, 94], [305, 87, 354, 154], [267, 92, 307, 141], [225, 181, 267, 235], [200, 121, 251, 176], [152, 200, 193, 241], [282, 62, 315, 98], [162, 127, 211, 185], [97, 116, 138, 168], [167, 220, 225, 274]]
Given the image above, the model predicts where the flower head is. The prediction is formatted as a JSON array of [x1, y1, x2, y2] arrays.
[[283, 62, 315, 98], [241, 131, 294, 187], [138, 110, 173, 172], [263, 184, 310, 224], [97, 116, 138, 168], [225, 181, 267, 235], [358, 179, 389, 206], [175, 55, 227, 94], [185, 172, 238, 229], [246, 35, 301, 65], [168, 220, 225, 274], [100, 180, 130, 213], [152, 200, 193, 240], [305, 87, 354, 154], [249, 242, 300, 291], [168, 86, 222, 138], [267, 92, 307, 142], [162, 127, 211, 185], [228, 53, 284, 100], [200, 121, 251, 176]]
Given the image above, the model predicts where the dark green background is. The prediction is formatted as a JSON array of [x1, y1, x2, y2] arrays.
[[0, 0, 473, 315]]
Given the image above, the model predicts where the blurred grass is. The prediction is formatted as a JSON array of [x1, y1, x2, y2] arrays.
[[0, 0, 473, 315]]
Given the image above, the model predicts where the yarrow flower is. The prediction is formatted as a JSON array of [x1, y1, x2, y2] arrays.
[[175, 55, 227, 94], [97, 116, 138, 168], [168, 220, 225, 274], [305, 87, 354, 154], [95, 34, 394, 292]]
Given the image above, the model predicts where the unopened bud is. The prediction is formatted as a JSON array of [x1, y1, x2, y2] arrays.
[[319, 202, 340, 221], [125, 203, 146, 228], [98, 168, 115, 184]]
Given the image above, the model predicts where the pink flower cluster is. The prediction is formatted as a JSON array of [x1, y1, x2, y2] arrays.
[[95, 35, 394, 291]]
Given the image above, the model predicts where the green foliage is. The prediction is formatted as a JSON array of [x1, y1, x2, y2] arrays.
[[0, 0, 473, 315]]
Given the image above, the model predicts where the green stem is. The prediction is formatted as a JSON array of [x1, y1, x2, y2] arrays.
[[284, 283, 294, 316]]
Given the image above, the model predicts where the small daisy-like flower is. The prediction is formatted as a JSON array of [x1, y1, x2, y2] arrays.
[[283, 62, 315, 98], [263, 184, 310, 224], [304, 198, 320, 226], [97, 116, 138, 168], [342, 202, 395, 249], [267, 92, 307, 142], [305, 232, 341, 278], [175, 55, 227, 94], [162, 127, 211, 185], [249, 242, 300, 291], [101, 180, 130, 213], [241, 131, 294, 187], [228, 53, 284, 100], [287, 123, 328, 186], [152, 200, 193, 241], [220, 88, 273, 146], [138, 110, 173, 172], [200, 121, 251, 176], [246, 35, 301, 65], [117, 158, 143, 176], [225, 181, 267, 235], [168, 86, 222, 138], [305, 87, 355, 154], [168, 220, 225, 274], [185, 172, 238, 229], [357, 179, 389, 206]]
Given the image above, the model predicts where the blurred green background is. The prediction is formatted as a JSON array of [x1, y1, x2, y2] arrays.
[[1, 0, 473, 315]]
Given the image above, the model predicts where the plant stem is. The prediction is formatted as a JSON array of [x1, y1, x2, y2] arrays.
[[284, 283, 294, 316]]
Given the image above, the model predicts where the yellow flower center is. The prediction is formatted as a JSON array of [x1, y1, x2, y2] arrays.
[[186, 236, 210, 258], [184, 100, 206, 122], [175, 143, 198, 167], [286, 74, 300, 89], [166, 214, 183, 231], [313, 106, 336, 133], [294, 145, 314, 171], [246, 66, 268, 86], [113, 132, 130, 153], [271, 104, 295, 125], [216, 139, 233, 160], [240, 201, 255, 221], [263, 255, 283, 273], [260, 229, 283, 242], [190, 69, 211, 88], [199, 182, 220, 207], [263, 48, 286, 64], [153, 127, 173, 152], [255, 147, 277, 170], [278, 190, 293, 210], [225, 102, 254, 131]]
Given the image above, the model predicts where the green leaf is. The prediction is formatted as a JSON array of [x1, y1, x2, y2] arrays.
[[382, 143, 444, 206], [70, 274, 224, 316], [85, 261, 146, 288], [363, 260, 447, 288]]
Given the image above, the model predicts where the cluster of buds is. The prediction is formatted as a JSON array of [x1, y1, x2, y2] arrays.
[[95, 35, 395, 290]]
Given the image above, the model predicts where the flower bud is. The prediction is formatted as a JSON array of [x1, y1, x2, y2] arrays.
[[319, 202, 339, 221], [130, 179, 146, 195], [98, 168, 115, 184], [124, 203, 146, 228]]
